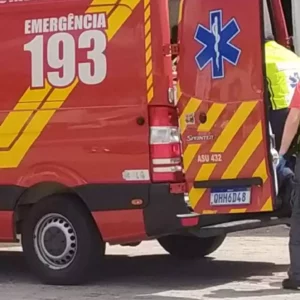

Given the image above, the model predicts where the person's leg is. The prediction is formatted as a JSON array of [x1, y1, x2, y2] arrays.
[[277, 156, 294, 189], [276, 156, 294, 216], [283, 155, 300, 289]]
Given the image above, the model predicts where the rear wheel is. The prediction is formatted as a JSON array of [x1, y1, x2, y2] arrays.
[[158, 234, 226, 259], [21, 194, 105, 285]]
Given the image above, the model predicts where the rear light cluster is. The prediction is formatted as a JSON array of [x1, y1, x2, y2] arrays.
[[149, 106, 183, 182]]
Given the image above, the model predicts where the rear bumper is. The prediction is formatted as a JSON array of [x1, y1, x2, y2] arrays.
[[75, 182, 191, 240], [143, 183, 190, 237]]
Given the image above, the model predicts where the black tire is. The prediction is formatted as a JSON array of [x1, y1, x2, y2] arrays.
[[158, 234, 226, 259], [21, 194, 105, 285]]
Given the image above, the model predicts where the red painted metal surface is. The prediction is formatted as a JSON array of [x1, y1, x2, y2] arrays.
[[92, 210, 147, 244], [0, 212, 14, 241], [269, 0, 290, 47], [177, 0, 274, 214], [149, 0, 174, 104], [0, 0, 150, 186], [0, 0, 172, 242], [0, 0, 285, 242]]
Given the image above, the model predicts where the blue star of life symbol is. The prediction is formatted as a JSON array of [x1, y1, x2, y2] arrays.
[[194, 10, 241, 79], [289, 72, 300, 88]]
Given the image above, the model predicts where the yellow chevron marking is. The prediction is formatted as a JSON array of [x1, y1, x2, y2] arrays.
[[210, 101, 257, 153], [0, 110, 56, 168], [145, 33, 151, 48], [120, 0, 140, 7], [42, 102, 64, 109], [90, 0, 118, 5], [86, 5, 115, 13], [261, 196, 273, 212], [144, 0, 153, 103], [0, 83, 52, 148], [14, 103, 40, 110], [198, 103, 226, 132], [202, 210, 217, 214], [145, 20, 151, 42], [254, 160, 272, 213], [178, 0, 184, 23], [183, 103, 224, 174], [253, 159, 268, 183], [188, 101, 259, 211], [0, 111, 32, 148], [177, 82, 182, 100], [189, 163, 216, 207], [229, 209, 247, 214], [183, 144, 200, 171], [146, 51, 151, 65], [222, 122, 262, 179], [19, 84, 52, 102], [0, 1, 140, 168], [144, 1, 150, 18], [146, 60, 153, 75], [46, 81, 77, 101], [179, 98, 201, 134]]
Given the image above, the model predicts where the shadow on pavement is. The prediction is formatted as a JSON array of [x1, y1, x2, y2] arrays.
[[0, 250, 289, 298], [207, 287, 296, 299]]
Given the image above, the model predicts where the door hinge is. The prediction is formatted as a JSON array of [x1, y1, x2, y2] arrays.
[[163, 43, 180, 56], [168, 86, 178, 105]]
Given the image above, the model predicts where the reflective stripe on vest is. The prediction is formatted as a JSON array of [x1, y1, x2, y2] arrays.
[[265, 41, 300, 110]]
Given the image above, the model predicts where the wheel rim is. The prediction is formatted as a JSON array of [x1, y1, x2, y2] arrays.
[[33, 213, 78, 270]]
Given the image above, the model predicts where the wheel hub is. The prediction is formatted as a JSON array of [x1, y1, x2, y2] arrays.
[[33, 213, 78, 270]]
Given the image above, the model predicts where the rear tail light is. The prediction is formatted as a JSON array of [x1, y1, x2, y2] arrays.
[[149, 106, 183, 182]]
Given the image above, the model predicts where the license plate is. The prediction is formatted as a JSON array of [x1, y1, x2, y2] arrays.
[[210, 187, 251, 206]]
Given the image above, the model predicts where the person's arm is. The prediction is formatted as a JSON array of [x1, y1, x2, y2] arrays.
[[279, 82, 300, 155], [279, 108, 300, 155]]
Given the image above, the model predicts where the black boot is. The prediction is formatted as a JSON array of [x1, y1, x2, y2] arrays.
[[282, 278, 300, 290]]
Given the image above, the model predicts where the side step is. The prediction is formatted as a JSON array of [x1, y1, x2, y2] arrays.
[[187, 217, 290, 238]]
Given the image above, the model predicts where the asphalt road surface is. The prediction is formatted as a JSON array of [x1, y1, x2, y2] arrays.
[[0, 225, 297, 300]]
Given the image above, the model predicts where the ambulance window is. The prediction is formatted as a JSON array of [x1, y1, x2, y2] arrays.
[[169, 0, 180, 43], [281, 0, 293, 37], [263, 0, 274, 39]]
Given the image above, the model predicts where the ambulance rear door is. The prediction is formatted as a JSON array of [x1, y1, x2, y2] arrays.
[[177, 0, 276, 215]]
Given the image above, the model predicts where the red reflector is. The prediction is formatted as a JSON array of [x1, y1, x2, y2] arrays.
[[149, 106, 182, 183], [170, 183, 186, 194], [181, 217, 199, 227], [150, 144, 181, 158], [152, 171, 183, 182], [149, 106, 178, 126]]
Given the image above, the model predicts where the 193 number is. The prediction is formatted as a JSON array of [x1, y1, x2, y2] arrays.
[[24, 30, 107, 88]]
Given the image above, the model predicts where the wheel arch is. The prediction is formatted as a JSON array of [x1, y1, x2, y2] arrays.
[[14, 182, 99, 236]]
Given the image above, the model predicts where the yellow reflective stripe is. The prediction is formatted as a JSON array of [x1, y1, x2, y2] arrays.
[[0, 110, 56, 168], [19, 84, 51, 103], [144, 0, 153, 103], [253, 159, 268, 183], [86, 5, 115, 13], [188, 163, 216, 207], [90, 0, 118, 5], [179, 98, 201, 134], [42, 102, 64, 109], [222, 122, 262, 179], [14, 103, 40, 110], [230, 209, 247, 214], [210, 101, 257, 153], [261, 197, 273, 212], [197, 103, 226, 132], [0, 111, 32, 148], [183, 144, 200, 171]]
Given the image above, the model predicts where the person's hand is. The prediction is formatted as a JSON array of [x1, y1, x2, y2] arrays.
[[277, 155, 286, 172]]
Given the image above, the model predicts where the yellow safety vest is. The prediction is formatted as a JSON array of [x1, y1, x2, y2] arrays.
[[265, 41, 300, 110]]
